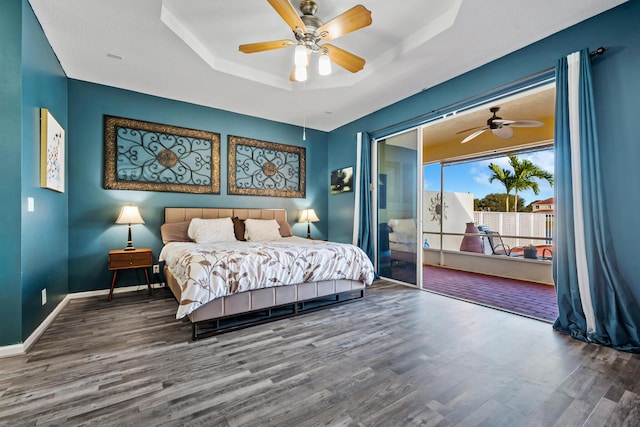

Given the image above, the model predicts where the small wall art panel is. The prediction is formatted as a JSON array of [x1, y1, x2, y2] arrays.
[[104, 115, 220, 193], [40, 108, 65, 193], [228, 135, 305, 198], [330, 166, 354, 195]]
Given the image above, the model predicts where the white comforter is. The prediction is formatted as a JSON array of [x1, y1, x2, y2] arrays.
[[160, 237, 375, 319]]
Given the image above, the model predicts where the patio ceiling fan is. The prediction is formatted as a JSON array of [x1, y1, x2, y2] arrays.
[[238, 0, 372, 81], [458, 107, 544, 144]]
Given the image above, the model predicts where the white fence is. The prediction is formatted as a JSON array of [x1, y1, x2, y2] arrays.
[[473, 211, 554, 249]]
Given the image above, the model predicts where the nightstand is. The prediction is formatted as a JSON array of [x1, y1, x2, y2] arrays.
[[107, 248, 152, 301]]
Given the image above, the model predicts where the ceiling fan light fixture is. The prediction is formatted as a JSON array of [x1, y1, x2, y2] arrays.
[[294, 65, 308, 82], [294, 44, 308, 67], [318, 52, 331, 76]]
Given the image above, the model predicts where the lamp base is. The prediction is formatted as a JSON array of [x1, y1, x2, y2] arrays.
[[124, 225, 135, 250], [306, 222, 311, 239]]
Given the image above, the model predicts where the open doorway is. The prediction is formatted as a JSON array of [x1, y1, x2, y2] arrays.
[[419, 83, 557, 321]]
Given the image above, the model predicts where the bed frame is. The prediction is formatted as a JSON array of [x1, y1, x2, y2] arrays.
[[163, 208, 366, 340]]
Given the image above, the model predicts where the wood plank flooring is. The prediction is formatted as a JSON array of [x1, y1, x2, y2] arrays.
[[1, 281, 639, 426]]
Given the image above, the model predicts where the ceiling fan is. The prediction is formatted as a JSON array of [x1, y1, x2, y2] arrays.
[[458, 107, 544, 144], [238, 0, 372, 82]]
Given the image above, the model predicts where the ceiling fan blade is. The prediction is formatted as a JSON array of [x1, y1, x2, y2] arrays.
[[324, 44, 365, 73], [317, 5, 372, 41], [456, 125, 484, 135], [239, 39, 294, 54], [493, 126, 514, 139], [505, 119, 544, 128], [461, 128, 488, 143], [267, 0, 307, 33], [492, 119, 514, 126]]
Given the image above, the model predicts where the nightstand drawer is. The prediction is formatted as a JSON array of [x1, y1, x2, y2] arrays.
[[108, 249, 152, 270]]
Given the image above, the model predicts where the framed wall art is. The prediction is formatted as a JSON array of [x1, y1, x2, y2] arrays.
[[40, 108, 65, 193], [104, 116, 220, 193], [228, 135, 305, 198], [330, 166, 354, 195]]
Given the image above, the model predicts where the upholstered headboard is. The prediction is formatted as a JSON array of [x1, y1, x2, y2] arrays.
[[164, 207, 287, 224]]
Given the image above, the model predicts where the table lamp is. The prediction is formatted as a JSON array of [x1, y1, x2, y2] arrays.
[[298, 208, 319, 239], [115, 205, 145, 250]]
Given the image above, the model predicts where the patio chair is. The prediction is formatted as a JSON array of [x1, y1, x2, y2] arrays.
[[483, 230, 512, 256]]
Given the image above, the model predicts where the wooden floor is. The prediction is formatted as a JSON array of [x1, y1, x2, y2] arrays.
[[2, 281, 639, 426]]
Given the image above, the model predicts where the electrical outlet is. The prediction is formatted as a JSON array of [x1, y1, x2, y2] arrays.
[[153, 264, 160, 274], [41, 288, 47, 305]]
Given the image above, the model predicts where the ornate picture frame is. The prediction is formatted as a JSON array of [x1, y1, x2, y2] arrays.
[[40, 108, 65, 193], [228, 135, 305, 198], [104, 116, 220, 193]]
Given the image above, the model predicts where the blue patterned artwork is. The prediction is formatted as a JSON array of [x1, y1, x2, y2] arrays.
[[104, 116, 220, 193], [228, 135, 305, 198]]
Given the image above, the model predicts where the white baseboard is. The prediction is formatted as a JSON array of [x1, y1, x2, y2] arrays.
[[0, 294, 70, 358], [66, 282, 165, 299], [0, 282, 165, 359]]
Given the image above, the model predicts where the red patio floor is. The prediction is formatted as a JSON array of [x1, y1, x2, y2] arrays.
[[422, 265, 558, 322]]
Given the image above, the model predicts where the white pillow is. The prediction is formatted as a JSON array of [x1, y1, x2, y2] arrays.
[[187, 217, 237, 244], [388, 218, 416, 234], [389, 231, 415, 244], [244, 219, 282, 241]]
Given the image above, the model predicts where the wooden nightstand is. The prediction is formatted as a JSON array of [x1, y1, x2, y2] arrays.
[[107, 248, 152, 301]]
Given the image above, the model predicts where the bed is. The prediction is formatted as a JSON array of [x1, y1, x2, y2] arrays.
[[159, 207, 375, 339]]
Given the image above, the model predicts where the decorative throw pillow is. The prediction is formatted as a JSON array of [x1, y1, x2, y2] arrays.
[[277, 219, 293, 237], [232, 217, 246, 241], [244, 218, 282, 241], [187, 217, 237, 244], [160, 221, 192, 244]]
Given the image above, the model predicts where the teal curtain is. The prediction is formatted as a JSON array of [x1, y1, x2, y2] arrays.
[[553, 48, 640, 352], [357, 132, 374, 262]]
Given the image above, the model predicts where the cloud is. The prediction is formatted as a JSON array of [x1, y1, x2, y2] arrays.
[[520, 150, 554, 173]]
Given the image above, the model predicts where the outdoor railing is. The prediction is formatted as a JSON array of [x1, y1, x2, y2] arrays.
[[421, 212, 554, 258]]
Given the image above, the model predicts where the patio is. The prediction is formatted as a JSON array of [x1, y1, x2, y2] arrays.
[[422, 265, 558, 322], [384, 262, 558, 322]]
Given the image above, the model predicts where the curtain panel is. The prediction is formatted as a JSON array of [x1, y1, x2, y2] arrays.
[[356, 132, 374, 263], [553, 48, 640, 352]]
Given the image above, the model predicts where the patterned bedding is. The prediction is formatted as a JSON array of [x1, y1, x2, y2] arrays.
[[160, 236, 375, 319]]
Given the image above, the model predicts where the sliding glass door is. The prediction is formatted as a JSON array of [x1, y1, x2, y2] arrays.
[[376, 129, 422, 286]]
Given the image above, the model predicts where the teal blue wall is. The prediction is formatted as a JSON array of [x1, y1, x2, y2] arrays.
[[67, 80, 328, 292], [327, 0, 639, 292], [0, 0, 25, 346], [0, 0, 69, 346], [21, 0, 69, 340]]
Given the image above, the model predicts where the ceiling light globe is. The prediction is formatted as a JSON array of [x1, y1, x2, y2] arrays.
[[294, 65, 307, 82], [318, 53, 331, 76], [294, 44, 307, 67]]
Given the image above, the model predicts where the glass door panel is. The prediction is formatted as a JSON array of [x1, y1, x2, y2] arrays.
[[377, 130, 420, 286]]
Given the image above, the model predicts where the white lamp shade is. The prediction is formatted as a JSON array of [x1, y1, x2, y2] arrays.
[[294, 65, 307, 82], [318, 53, 331, 76], [294, 44, 308, 67], [299, 208, 319, 223], [115, 205, 145, 224]]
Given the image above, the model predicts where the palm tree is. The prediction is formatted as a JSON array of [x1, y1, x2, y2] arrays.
[[508, 155, 554, 212], [488, 163, 515, 211]]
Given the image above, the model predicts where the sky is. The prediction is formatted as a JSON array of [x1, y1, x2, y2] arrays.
[[423, 148, 555, 205]]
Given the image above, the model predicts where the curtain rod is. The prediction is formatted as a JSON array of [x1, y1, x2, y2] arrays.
[[369, 47, 608, 136]]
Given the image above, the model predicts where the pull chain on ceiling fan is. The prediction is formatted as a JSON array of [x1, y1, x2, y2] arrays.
[[239, 0, 372, 82], [457, 106, 544, 144]]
